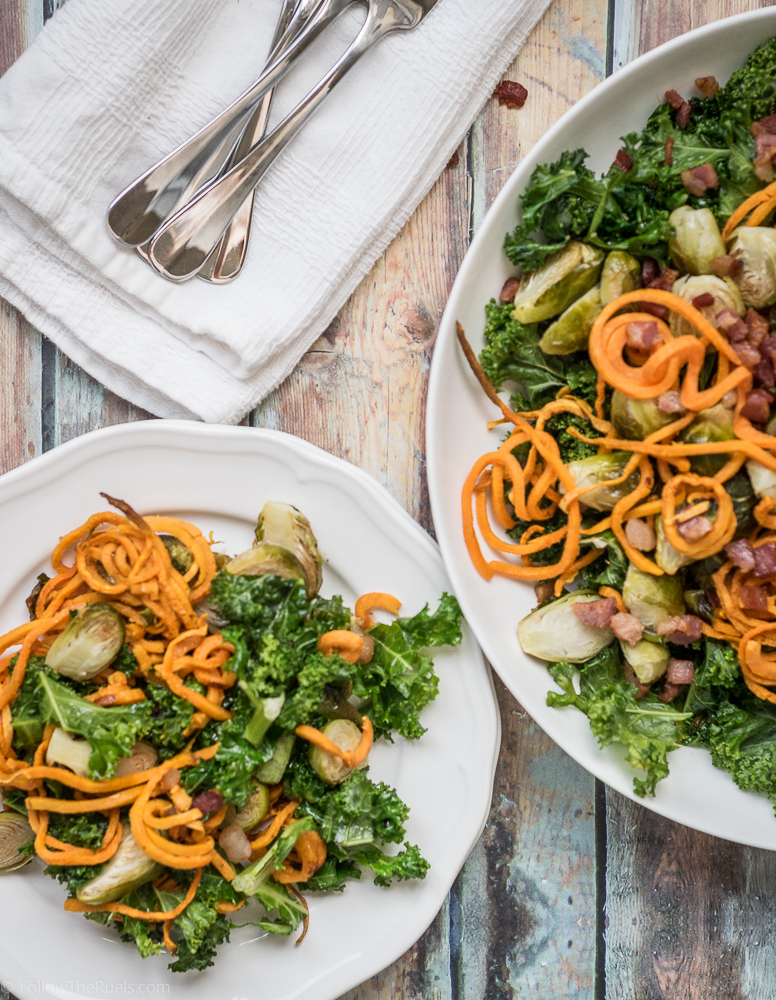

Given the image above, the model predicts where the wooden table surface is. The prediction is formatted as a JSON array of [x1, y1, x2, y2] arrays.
[[2, 0, 776, 997]]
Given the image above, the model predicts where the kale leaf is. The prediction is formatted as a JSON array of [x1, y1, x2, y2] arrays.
[[547, 644, 690, 796], [478, 300, 598, 411], [356, 593, 462, 740], [37, 670, 151, 778], [504, 149, 602, 270], [577, 529, 629, 591]]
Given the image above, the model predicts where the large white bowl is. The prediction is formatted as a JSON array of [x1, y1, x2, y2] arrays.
[[427, 8, 776, 850], [0, 421, 499, 1000]]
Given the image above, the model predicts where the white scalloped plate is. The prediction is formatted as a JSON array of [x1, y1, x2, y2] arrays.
[[427, 8, 776, 850], [0, 421, 499, 1000]]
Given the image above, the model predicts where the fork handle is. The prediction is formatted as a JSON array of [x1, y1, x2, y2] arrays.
[[149, 1, 420, 281], [107, 0, 355, 248]]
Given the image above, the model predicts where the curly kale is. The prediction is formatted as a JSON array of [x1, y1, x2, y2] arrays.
[[547, 643, 690, 796], [577, 529, 629, 591], [478, 299, 598, 411], [544, 413, 602, 463], [355, 593, 462, 740]]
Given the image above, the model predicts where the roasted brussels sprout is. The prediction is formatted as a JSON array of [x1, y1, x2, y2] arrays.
[[318, 684, 363, 724], [513, 242, 604, 324], [539, 284, 603, 355], [561, 452, 640, 511], [517, 592, 614, 663], [746, 458, 776, 500], [255, 732, 296, 785], [77, 825, 162, 903], [600, 251, 642, 305], [620, 637, 670, 685], [611, 391, 676, 441], [726, 471, 756, 540], [622, 564, 685, 633], [45, 603, 125, 681], [45, 728, 93, 778], [0, 812, 34, 873], [115, 741, 159, 777], [681, 403, 735, 476], [654, 514, 695, 575], [728, 226, 776, 308], [227, 502, 323, 598], [684, 590, 715, 623], [309, 719, 365, 785], [234, 782, 270, 831], [159, 534, 194, 575], [669, 274, 745, 337], [669, 206, 726, 275]]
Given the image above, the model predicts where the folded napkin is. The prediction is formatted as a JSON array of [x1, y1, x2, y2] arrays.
[[0, 0, 552, 422]]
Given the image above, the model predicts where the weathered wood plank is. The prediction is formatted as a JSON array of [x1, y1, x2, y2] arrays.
[[605, 2, 776, 998], [612, 0, 776, 71], [452, 678, 595, 1000], [0, 1, 41, 476], [43, 344, 150, 450]]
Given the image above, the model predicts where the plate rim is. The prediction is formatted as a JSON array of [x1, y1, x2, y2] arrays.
[[426, 7, 776, 849], [0, 419, 501, 999]]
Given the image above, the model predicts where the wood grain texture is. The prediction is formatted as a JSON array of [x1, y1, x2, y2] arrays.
[[0, 1, 41, 476], [612, 0, 776, 70], [450, 677, 595, 1000]]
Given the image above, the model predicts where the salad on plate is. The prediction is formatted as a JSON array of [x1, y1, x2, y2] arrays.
[[460, 36, 776, 806], [0, 494, 461, 970]]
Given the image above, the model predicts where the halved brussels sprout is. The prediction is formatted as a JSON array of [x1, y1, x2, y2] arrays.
[[309, 719, 364, 785], [0, 812, 34, 873], [159, 534, 194, 575], [45, 728, 92, 778], [227, 502, 323, 598], [513, 242, 604, 324], [684, 590, 715, 623], [255, 732, 296, 785], [77, 825, 162, 904], [620, 638, 670, 685], [539, 284, 603, 355], [600, 251, 642, 305], [669, 274, 745, 337], [45, 604, 125, 681], [681, 403, 735, 477], [746, 458, 776, 500], [115, 741, 159, 777], [561, 452, 640, 511], [622, 564, 685, 633], [611, 391, 676, 441], [234, 782, 270, 831], [669, 206, 726, 275], [517, 592, 614, 663], [654, 514, 696, 575], [726, 471, 756, 540], [318, 685, 363, 724], [728, 226, 776, 308]]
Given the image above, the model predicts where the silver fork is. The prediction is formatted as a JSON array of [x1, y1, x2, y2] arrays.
[[107, 0, 356, 249], [148, 0, 439, 282], [199, 0, 316, 283]]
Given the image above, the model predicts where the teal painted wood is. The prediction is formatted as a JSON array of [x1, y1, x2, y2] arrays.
[[450, 680, 596, 1000]]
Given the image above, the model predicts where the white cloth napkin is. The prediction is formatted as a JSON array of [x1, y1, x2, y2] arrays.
[[0, 0, 552, 422]]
